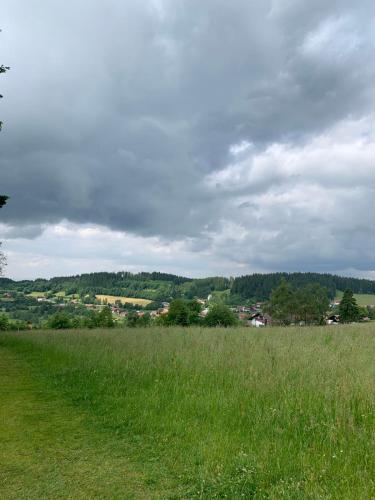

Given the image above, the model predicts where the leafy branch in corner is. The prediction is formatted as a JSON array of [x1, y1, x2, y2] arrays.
[[0, 29, 10, 131], [0, 29, 9, 274]]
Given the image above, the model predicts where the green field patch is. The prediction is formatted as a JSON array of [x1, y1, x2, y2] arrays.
[[27, 291, 46, 298], [336, 290, 375, 306]]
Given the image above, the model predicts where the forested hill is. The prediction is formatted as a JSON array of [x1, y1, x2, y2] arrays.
[[1, 271, 375, 303], [231, 273, 375, 301], [0, 272, 230, 302]]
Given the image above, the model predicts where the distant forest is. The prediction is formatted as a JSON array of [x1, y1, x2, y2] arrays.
[[231, 273, 375, 301], [1, 271, 375, 303]]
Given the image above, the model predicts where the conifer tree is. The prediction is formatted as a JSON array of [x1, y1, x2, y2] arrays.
[[339, 290, 360, 323]]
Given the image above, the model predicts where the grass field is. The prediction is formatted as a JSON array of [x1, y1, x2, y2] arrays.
[[336, 290, 375, 306], [27, 291, 47, 298], [96, 294, 152, 307], [1, 325, 375, 498]]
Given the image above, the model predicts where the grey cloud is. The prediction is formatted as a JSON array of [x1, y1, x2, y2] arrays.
[[1, 0, 375, 275]]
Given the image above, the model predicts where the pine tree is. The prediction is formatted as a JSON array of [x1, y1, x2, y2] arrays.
[[339, 290, 360, 323]]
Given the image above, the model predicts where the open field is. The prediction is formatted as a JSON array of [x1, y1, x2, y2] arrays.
[[96, 294, 153, 306], [336, 290, 375, 306], [1, 325, 375, 498], [27, 291, 47, 298]]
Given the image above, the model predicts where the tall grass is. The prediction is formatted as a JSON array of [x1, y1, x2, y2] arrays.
[[1, 325, 375, 498]]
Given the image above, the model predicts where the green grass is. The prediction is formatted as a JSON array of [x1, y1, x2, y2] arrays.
[[336, 290, 375, 306], [0, 348, 161, 499], [1, 325, 375, 498], [27, 291, 46, 298]]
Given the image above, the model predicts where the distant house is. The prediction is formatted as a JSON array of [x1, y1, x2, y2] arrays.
[[37, 297, 53, 303], [249, 312, 268, 327], [158, 307, 169, 316], [327, 314, 340, 325], [238, 312, 250, 321], [200, 307, 209, 318]]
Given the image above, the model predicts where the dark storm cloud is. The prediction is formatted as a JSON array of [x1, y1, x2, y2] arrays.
[[1, 0, 375, 275]]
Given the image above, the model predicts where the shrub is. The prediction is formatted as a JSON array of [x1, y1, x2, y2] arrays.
[[204, 304, 237, 327]]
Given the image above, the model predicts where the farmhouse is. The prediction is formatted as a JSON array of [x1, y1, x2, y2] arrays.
[[249, 312, 268, 327], [327, 314, 340, 325]]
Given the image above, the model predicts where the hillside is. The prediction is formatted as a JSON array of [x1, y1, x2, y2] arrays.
[[2, 271, 375, 303], [0, 272, 230, 303]]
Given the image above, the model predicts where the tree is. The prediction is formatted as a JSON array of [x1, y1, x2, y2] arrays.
[[204, 303, 237, 327], [0, 313, 9, 331], [96, 306, 114, 328], [264, 279, 295, 325], [339, 290, 360, 323], [166, 299, 190, 326], [47, 312, 71, 329], [295, 284, 330, 325], [265, 280, 330, 325], [126, 312, 151, 328]]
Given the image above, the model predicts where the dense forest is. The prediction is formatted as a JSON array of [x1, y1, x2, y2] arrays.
[[1, 271, 375, 303], [231, 273, 375, 301]]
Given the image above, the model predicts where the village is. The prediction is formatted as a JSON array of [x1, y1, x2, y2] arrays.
[[21, 291, 374, 327]]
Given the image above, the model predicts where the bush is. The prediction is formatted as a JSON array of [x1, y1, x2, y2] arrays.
[[204, 304, 237, 327], [166, 299, 202, 326], [0, 313, 10, 330], [47, 312, 71, 329], [126, 312, 151, 328], [96, 306, 114, 328]]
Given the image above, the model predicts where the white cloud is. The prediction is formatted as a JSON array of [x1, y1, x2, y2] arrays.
[[202, 116, 375, 273], [1, 221, 239, 280]]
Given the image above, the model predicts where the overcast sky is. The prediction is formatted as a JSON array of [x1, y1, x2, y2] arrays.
[[1, 0, 375, 280]]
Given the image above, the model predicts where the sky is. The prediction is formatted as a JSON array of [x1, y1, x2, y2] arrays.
[[1, 0, 375, 280]]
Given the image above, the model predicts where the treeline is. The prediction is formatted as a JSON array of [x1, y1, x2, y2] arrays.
[[3, 271, 375, 304], [231, 273, 375, 301], [0, 273, 230, 302]]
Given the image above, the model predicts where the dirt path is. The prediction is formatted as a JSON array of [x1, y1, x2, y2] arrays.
[[0, 347, 157, 499]]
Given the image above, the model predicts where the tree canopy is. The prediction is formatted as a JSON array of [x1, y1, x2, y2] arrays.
[[264, 279, 330, 325]]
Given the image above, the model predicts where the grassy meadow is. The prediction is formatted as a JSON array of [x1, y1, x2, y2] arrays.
[[1, 325, 375, 498], [336, 290, 375, 306]]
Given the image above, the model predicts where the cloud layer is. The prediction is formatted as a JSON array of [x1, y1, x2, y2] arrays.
[[1, 1, 375, 278]]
